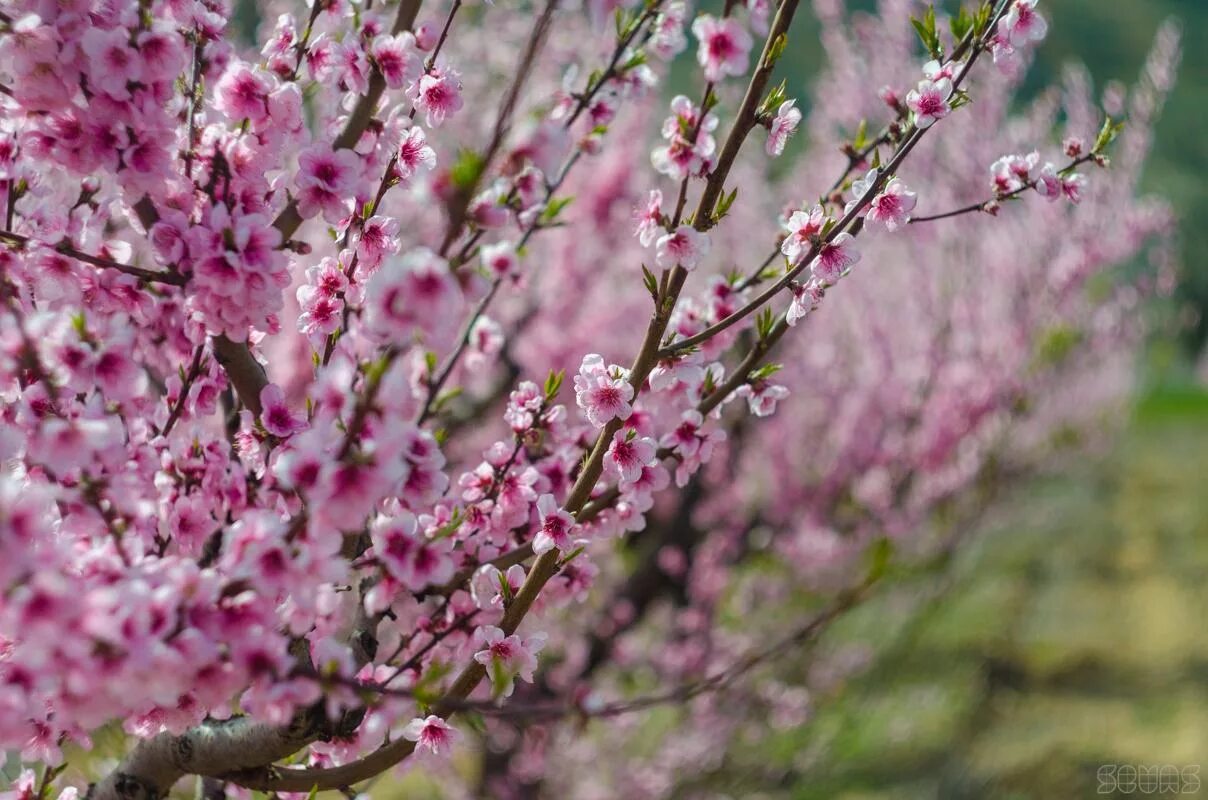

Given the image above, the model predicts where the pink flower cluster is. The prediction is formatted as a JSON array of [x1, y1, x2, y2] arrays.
[[0, 0, 1178, 797]]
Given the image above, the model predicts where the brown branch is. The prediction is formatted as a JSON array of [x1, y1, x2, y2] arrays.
[[0, 231, 188, 286]]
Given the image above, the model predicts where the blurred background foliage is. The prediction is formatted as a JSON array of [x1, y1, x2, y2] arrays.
[[681, 1, 1208, 796], [704, 391, 1208, 798]]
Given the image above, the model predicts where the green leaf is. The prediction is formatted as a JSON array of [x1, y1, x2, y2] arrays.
[[490, 657, 511, 699], [715, 187, 739, 221], [642, 264, 659, 300], [950, 5, 974, 42], [433, 386, 463, 413], [764, 32, 788, 68], [449, 149, 485, 191], [758, 79, 788, 118], [853, 119, 869, 151], [620, 50, 647, 72], [865, 537, 894, 583], [749, 362, 783, 381], [910, 6, 943, 60], [558, 545, 587, 568], [973, 2, 994, 38], [498, 572, 515, 604], [1034, 324, 1083, 368], [461, 711, 488, 735], [755, 307, 776, 341], [1092, 115, 1126, 155], [544, 368, 565, 402], [431, 507, 464, 540], [540, 195, 575, 225]]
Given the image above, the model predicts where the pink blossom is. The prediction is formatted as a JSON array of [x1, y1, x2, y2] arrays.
[[922, 59, 959, 82], [786, 280, 825, 327], [1000, 0, 1048, 47], [605, 431, 658, 483], [365, 248, 462, 344], [370, 33, 421, 89], [357, 216, 401, 270], [370, 512, 454, 591], [865, 177, 918, 230], [737, 380, 790, 417], [766, 100, 801, 157], [296, 146, 360, 223], [1062, 172, 1087, 203], [472, 626, 546, 697], [215, 64, 274, 125], [809, 233, 860, 284], [1034, 162, 1063, 201], [468, 316, 505, 368], [505, 381, 545, 432], [532, 494, 577, 555], [397, 124, 437, 181], [401, 715, 458, 756], [409, 65, 464, 127], [574, 354, 634, 428], [905, 77, 953, 129], [634, 189, 665, 247], [655, 225, 710, 271], [990, 151, 1040, 193], [651, 95, 718, 179], [990, 32, 1020, 73], [480, 241, 520, 280], [651, 2, 690, 60], [3, 16, 74, 111], [259, 384, 307, 437], [471, 564, 527, 609], [780, 204, 827, 264], [691, 15, 753, 82], [80, 28, 143, 101]]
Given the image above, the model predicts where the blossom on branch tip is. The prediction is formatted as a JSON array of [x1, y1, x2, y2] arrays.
[[737, 381, 790, 417]]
